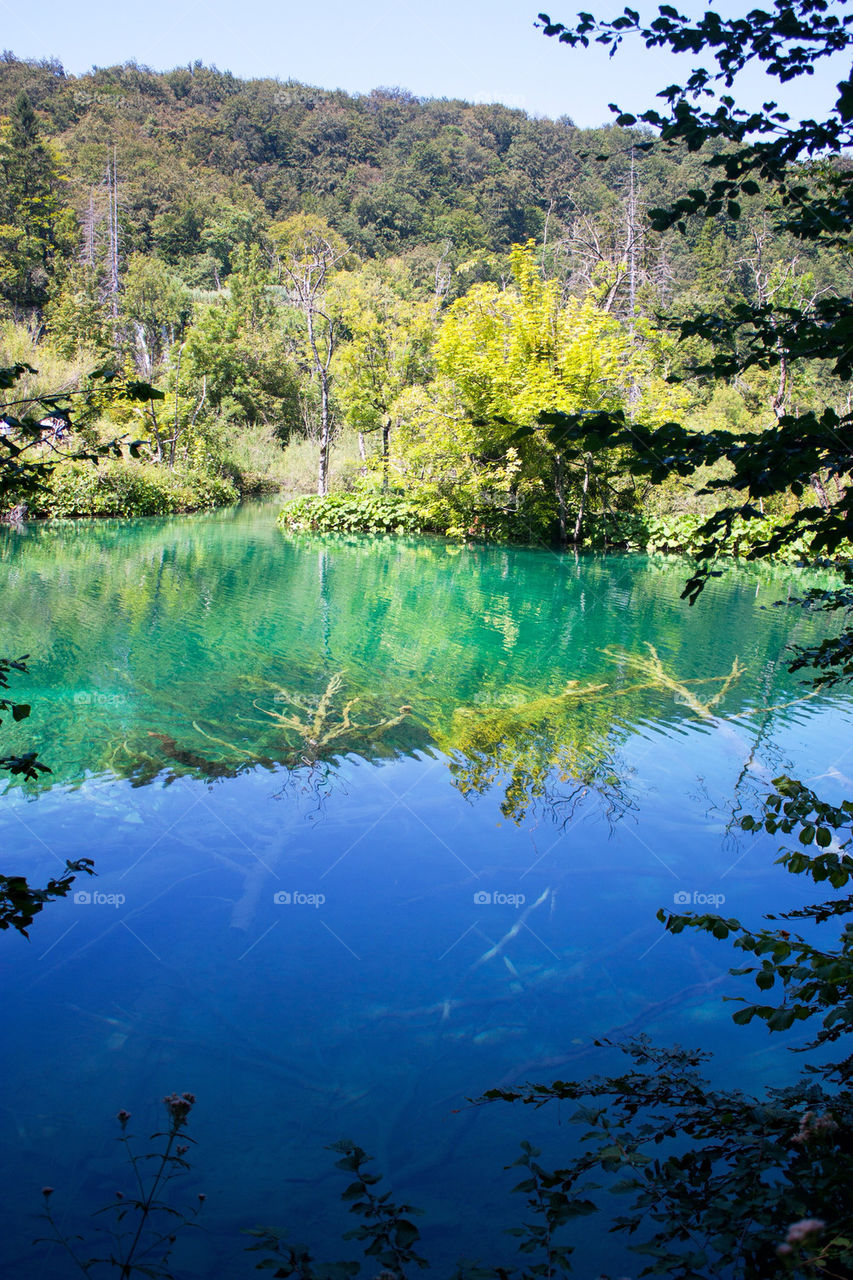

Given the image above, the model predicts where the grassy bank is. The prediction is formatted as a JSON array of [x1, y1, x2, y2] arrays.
[[2, 425, 374, 521], [30, 460, 238, 519]]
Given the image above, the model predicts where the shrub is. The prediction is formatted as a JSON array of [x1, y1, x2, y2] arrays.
[[584, 510, 852, 562], [278, 486, 558, 542], [278, 491, 427, 535], [34, 460, 238, 519]]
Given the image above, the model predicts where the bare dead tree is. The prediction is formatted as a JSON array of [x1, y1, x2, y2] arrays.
[[735, 217, 827, 421], [553, 161, 646, 319], [431, 239, 453, 321], [276, 221, 348, 495], [106, 147, 120, 325], [626, 147, 641, 419]]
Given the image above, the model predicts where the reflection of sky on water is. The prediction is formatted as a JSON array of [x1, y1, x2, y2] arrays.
[[1, 502, 850, 1276]]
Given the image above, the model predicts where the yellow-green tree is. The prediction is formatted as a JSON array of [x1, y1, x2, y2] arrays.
[[395, 243, 657, 543]]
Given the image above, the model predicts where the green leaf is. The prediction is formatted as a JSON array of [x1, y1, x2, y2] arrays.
[[393, 1220, 421, 1248], [766, 1007, 797, 1031]]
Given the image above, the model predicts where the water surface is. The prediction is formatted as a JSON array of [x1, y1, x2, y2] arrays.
[[1, 501, 849, 1277]]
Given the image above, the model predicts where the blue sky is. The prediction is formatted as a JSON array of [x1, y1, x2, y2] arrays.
[[7, 0, 847, 127]]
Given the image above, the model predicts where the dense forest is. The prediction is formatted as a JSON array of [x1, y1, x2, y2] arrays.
[[0, 52, 848, 539]]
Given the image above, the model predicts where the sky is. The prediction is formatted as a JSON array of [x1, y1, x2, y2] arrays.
[[5, 0, 849, 128]]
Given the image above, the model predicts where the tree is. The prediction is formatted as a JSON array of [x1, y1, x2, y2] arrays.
[[332, 264, 434, 484], [445, 243, 632, 540], [121, 253, 191, 378], [181, 246, 301, 454], [46, 262, 113, 360], [395, 242, 676, 542], [0, 90, 73, 312], [271, 215, 349, 495]]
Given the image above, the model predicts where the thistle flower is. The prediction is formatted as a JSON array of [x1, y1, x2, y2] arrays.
[[163, 1092, 196, 1125]]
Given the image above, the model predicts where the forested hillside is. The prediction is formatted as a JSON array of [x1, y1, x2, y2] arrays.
[[0, 52, 847, 535], [0, 55, 684, 281]]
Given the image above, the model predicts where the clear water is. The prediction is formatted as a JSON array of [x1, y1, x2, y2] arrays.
[[1, 500, 850, 1277]]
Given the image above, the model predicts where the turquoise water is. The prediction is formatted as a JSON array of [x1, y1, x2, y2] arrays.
[[1, 501, 850, 1277]]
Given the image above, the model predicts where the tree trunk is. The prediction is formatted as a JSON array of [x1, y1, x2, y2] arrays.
[[381, 420, 390, 490], [305, 305, 335, 497], [573, 455, 590, 546], [107, 148, 120, 348], [555, 452, 567, 547], [147, 400, 164, 464], [169, 344, 183, 468], [772, 348, 788, 418], [811, 472, 830, 511], [317, 369, 331, 496]]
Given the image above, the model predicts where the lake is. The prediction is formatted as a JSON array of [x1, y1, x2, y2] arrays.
[[1, 499, 849, 1277]]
